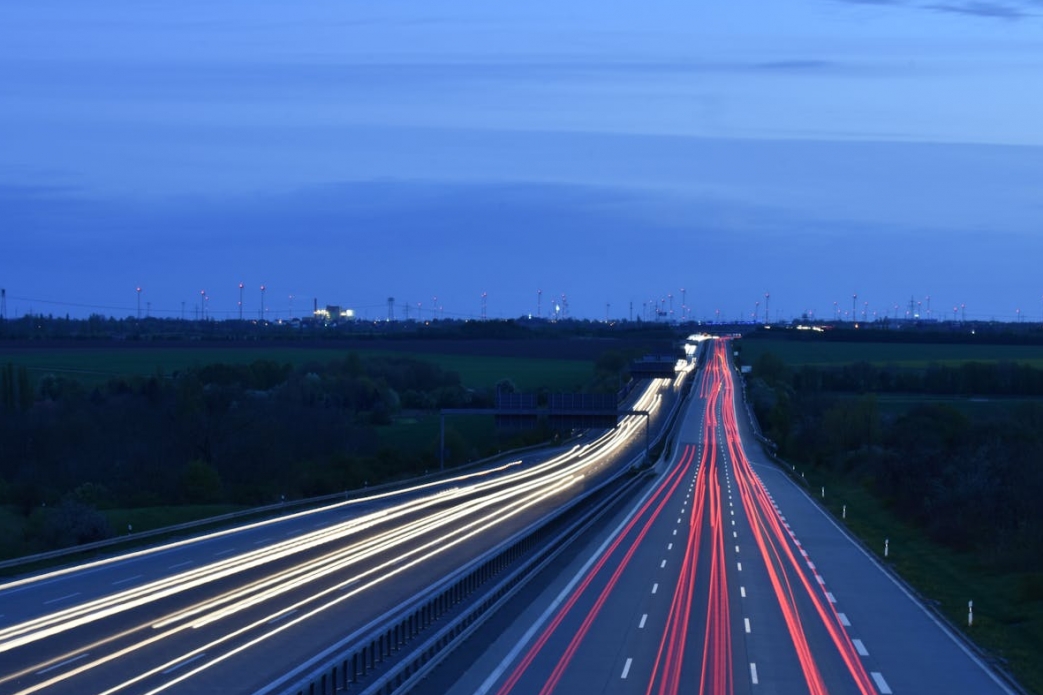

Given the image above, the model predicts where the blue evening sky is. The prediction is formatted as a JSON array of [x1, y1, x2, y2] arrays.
[[1, 0, 1041, 322]]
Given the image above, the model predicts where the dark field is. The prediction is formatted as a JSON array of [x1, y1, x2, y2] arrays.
[[740, 337, 1043, 369], [0, 338, 643, 391], [0, 336, 659, 563], [740, 334, 1043, 692]]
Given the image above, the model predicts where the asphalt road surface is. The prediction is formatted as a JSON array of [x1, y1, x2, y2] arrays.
[[445, 338, 1015, 695], [0, 374, 684, 695]]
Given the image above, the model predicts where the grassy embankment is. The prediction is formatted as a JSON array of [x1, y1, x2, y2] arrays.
[[741, 336, 1043, 694]]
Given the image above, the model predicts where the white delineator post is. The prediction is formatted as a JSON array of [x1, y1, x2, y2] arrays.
[[884, 538, 889, 558], [842, 504, 846, 520], [968, 601, 974, 627]]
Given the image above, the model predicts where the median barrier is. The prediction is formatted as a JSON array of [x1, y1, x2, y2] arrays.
[[273, 370, 698, 695], [272, 448, 649, 695]]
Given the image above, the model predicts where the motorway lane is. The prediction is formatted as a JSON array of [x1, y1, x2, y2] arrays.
[[461, 340, 908, 695], [0, 461, 535, 626], [454, 357, 729, 695], [451, 338, 1016, 695], [0, 376, 686, 695], [726, 368, 1016, 694]]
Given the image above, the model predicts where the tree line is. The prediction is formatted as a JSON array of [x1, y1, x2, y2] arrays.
[[0, 354, 544, 553], [745, 351, 1043, 574]]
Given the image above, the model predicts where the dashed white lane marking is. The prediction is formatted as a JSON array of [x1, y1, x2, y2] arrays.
[[731, 520, 735, 526], [660, 560, 667, 569], [639, 614, 648, 629], [162, 652, 208, 675], [735, 545, 740, 553], [622, 657, 633, 679], [733, 531, 738, 538], [112, 574, 143, 586], [815, 575, 826, 585], [745, 618, 751, 633], [43, 592, 81, 605], [673, 529, 678, 536], [652, 583, 659, 594], [826, 592, 836, 603], [737, 562, 743, 572], [740, 586, 746, 598], [677, 518, 682, 524], [169, 560, 193, 570], [36, 652, 90, 675], [267, 609, 298, 624], [668, 543, 673, 550], [253, 536, 275, 545], [838, 612, 850, 626], [750, 663, 759, 685], [871, 671, 893, 694], [853, 639, 869, 656], [214, 548, 237, 557]]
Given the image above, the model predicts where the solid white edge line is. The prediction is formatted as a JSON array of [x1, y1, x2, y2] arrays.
[[747, 453, 1019, 694]]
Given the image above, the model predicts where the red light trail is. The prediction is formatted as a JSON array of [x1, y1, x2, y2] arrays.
[[494, 339, 879, 695]]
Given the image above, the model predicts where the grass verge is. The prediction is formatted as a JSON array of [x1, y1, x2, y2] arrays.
[[781, 461, 1043, 694]]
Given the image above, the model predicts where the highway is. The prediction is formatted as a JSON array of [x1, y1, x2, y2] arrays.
[[0, 373, 685, 695], [446, 338, 1016, 695]]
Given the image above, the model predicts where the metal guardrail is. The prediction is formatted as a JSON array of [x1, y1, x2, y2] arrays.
[[274, 371, 697, 695], [273, 453, 647, 695], [364, 475, 647, 695], [0, 439, 570, 573]]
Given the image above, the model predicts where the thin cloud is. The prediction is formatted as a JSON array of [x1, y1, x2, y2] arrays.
[[833, 0, 1038, 18], [921, 1, 1033, 18], [752, 60, 836, 72]]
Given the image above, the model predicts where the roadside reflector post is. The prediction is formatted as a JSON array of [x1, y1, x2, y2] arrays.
[[842, 504, 846, 520], [968, 601, 974, 627], [821, 486, 825, 499], [884, 538, 889, 558]]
